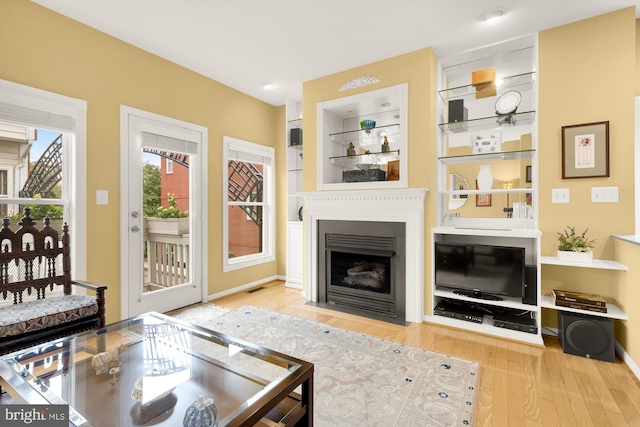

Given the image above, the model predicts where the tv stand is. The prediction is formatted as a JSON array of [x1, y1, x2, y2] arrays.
[[453, 290, 503, 301]]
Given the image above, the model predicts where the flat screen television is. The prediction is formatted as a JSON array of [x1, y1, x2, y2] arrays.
[[435, 241, 525, 300]]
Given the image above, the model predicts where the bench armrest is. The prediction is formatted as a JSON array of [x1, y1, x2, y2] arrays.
[[72, 280, 108, 292], [71, 280, 107, 328]]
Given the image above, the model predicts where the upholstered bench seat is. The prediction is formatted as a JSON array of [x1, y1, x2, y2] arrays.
[[0, 295, 98, 338]]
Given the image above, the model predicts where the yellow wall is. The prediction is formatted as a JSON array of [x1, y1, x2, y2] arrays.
[[302, 47, 438, 312], [538, 8, 637, 360], [0, 0, 279, 323]]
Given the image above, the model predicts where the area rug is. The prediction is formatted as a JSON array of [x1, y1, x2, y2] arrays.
[[168, 304, 479, 427]]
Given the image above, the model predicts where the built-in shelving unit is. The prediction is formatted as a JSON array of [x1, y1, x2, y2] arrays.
[[285, 95, 303, 289], [316, 83, 408, 191], [429, 37, 543, 345]]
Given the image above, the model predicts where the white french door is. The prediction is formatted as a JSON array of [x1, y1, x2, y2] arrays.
[[120, 106, 208, 318]]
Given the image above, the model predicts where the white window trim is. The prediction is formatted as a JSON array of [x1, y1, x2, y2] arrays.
[[0, 79, 87, 280], [166, 159, 174, 174], [222, 136, 274, 272]]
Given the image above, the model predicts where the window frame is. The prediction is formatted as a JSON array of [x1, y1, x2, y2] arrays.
[[222, 136, 274, 272], [0, 79, 87, 281]]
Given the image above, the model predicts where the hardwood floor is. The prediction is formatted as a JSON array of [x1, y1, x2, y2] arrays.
[[213, 280, 640, 427]]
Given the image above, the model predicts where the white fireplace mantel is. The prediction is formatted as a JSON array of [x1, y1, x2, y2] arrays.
[[302, 188, 428, 323]]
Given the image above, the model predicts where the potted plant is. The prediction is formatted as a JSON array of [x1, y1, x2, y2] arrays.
[[556, 226, 595, 263], [145, 193, 189, 236]]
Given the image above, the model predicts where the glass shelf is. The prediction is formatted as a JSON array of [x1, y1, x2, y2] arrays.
[[438, 149, 535, 165], [287, 118, 302, 125], [438, 72, 536, 104], [329, 150, 399, 169], [438, 111, 535, 135], [329, 123, 400, 139], [287, 144, 303, 149], [287, 168, 303, 173]]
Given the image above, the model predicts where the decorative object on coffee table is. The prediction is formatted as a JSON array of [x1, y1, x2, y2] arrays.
[[184, 395, 218, 427]]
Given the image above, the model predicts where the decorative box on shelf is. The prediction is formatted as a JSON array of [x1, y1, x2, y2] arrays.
[[557, 250, 593, 263]]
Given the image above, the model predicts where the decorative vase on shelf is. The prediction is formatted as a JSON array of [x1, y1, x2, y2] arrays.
[[381, 136, 390, 153], [557, 250, 593, 263], [477, 165, 493, 191], [347, 142, 356, 157]]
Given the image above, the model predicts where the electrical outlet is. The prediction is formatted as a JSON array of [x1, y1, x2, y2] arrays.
[[591, 187, 619, 203], [552, 188, 570, 204]]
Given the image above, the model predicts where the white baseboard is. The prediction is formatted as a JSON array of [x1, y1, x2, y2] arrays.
[[615, 341, 640, 381], [207, 275, 279, 300], [540, 328, 639, 381]]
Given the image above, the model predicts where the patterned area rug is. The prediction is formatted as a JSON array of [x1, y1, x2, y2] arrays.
[[168, 304, 479, 427]]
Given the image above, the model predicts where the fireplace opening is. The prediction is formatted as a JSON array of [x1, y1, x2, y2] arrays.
[[317, 220, 406, 325]]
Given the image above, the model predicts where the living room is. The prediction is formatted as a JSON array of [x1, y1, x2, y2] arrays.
[[1, 1, 640, 426]]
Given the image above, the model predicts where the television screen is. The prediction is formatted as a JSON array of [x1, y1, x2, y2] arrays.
[[435, 241, 525, 300]]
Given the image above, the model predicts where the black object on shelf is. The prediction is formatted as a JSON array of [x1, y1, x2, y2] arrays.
[[290, 128, 302, 146]]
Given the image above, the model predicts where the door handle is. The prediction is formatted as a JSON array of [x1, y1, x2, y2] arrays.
[[131, 225, 141, 233]]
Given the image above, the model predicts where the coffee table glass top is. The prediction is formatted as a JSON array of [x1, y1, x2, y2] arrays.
[[0, 311, 311, 427]]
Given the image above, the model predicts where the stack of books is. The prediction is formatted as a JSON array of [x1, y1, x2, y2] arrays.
[[552, 289, 608, 313]]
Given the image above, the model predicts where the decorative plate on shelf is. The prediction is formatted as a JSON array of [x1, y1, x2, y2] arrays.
[[495, 90, 522, 115]]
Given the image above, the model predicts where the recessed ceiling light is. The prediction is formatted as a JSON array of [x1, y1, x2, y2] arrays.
[[262, 82, 276, 90], [482, 7, 507, 23]]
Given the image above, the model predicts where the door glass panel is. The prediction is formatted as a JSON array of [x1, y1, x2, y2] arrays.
[[227, 160, 263, 259], [142, 149, 191, 294]]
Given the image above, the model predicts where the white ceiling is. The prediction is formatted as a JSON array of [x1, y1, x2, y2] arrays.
[[33, 0, 640, 106]]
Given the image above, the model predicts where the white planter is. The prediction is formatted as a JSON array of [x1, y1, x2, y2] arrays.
[[557, 250, 593, 263], [146, 217, 189, 236]]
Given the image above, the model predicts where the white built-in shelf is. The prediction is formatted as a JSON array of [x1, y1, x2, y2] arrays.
[[435, 287, 539, 312], [427, 314, 544, 346], [540, 256, 628, 271], [540, 296, 628, 320], [438, 149, 535, 165]]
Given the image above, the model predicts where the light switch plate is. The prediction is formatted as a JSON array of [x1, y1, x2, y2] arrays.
[[591, 187, 618, 203], [96, 190, 108, 205], [552, 188, 569, 204]]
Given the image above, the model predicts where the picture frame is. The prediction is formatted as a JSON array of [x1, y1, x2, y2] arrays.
[[525, 165, 532, 183], [475, 180, 491, 207], [387, 160, 400, 181], [561, 121, 609, 179]]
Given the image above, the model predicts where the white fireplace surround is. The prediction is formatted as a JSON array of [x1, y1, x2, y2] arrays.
[[302, 188, 428, 323]]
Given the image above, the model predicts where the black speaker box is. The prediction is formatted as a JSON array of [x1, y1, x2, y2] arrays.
[[448, 99, 468, 132], [523, 265, 537, 306], [558, 311, 615, 362], [290, 128, 302, 146]]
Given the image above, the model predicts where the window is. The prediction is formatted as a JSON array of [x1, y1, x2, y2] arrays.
[[166, 159, 173, 174], [222, 136, 274, 271], [0, 79, 87, 302]]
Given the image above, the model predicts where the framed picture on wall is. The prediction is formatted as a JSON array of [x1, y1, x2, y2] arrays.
[[475, 180, 491, 207], [561, 121, 610, 179]]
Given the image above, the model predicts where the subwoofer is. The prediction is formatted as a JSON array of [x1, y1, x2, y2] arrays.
[[558, 311, 614, 362]]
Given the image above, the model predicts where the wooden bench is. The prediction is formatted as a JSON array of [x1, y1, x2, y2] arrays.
[[0, 208, 106, 355]]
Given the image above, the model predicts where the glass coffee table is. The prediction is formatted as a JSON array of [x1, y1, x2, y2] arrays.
[[0, 312, 313, 426]]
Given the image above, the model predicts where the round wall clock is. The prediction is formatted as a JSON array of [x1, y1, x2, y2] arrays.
[[495, 90, 522, 115]]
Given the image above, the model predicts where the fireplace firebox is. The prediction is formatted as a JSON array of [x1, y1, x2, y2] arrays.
[[318, 220, 406, 324]]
